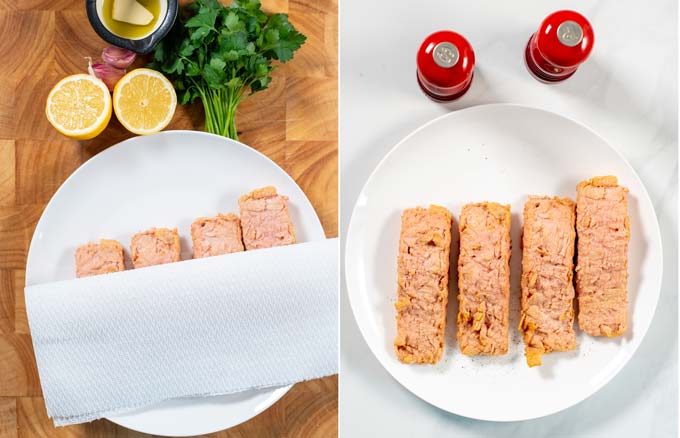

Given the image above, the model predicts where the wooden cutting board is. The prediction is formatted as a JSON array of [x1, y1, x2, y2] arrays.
[[0, 0, 338, 436]]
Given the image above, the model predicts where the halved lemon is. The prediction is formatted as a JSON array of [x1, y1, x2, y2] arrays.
[[45, 74, 112, 140], [113, 68, 177, 135]]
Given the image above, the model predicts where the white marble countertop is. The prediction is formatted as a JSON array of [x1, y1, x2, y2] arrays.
[[339, 1, 678, 436]]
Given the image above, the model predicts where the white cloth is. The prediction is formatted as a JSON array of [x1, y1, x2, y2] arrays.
[[25, 238, 338, 426]]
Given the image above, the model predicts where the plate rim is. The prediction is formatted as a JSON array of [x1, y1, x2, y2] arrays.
[[25, 130, 325, 435], [344, 102, 664, 421]]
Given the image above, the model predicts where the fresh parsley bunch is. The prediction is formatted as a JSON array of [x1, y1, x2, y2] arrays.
[[150, 0, 306, 140]]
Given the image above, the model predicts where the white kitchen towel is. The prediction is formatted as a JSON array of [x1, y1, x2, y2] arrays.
[[25, 238, 338, 426]]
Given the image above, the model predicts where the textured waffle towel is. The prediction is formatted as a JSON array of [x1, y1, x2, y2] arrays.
[[25, 238, 338, 426]]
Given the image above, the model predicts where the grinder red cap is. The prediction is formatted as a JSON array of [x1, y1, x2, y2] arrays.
[[525, 10, 595, 82], [417, 30, 475, 101]]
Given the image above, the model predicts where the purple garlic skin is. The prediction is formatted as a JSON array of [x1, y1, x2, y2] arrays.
[[102, 46, 137, 69], [90, 62, 126, 91]]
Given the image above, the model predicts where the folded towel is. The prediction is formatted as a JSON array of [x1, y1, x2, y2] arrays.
[[25, 238, 338, 426]]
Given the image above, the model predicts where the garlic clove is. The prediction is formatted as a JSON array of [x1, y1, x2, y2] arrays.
[[102, 46, 137, 69], [89, 59, 126, 92]]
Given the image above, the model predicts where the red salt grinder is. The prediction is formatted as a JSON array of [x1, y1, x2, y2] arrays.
[[417, 30, 475, 101], [525, 10, 594, 82]]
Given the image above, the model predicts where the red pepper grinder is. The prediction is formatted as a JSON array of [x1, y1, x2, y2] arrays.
[[417, 30, 475, 101], [525, 10, 594, 82]]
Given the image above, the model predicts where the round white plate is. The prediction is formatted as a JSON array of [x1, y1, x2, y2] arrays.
[[26, 130, 325, 436], [345, 104, 663, 422]]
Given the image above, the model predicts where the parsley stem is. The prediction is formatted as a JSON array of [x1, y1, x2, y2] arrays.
[[198, 86, 242, 141]]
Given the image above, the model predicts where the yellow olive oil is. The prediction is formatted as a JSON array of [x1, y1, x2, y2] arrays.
[[102, 0, 161, 39]]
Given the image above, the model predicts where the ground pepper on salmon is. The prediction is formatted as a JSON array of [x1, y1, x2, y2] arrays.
[[520, 197, 577, 367], [457, 202, 511, 355], [239, 186, 296, 250], [394, 205, 452, 364], [575, 176, 630, 337]]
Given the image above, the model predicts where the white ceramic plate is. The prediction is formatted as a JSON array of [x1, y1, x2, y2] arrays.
[[345, 104, 663, 422], [25, 130, 325, 436]]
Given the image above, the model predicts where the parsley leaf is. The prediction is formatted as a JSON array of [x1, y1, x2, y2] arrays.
[[149, 0, 306, 140]]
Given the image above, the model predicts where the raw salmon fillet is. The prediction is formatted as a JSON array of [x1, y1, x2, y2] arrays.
[[575, 176, 630, 337], [520, 196, 576, 367], [75, 239, 126, 278], [239, 186, 296, 250], [394, 205, 452, 364], [130, 228, 181, 269], [191, 213, 245, 258], [457, 202, 511, 355]]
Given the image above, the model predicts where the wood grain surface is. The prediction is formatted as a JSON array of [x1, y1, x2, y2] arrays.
[[0, 0, 338, 436]]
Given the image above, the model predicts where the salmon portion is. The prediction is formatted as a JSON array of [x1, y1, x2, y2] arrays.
[[394, 205, 452, 364], [191, 213, 245, 258], [75, 239, 126, 278], [520, 197, 576, 367], [457, 202, 511, 355], [239, 186, 296, 250], [130, 228, 181, 269], [575, 176, 630, 337]]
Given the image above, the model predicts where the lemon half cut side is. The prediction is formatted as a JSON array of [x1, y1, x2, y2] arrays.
[[113, 68, 177, 136], [45, 74, 112, 140]]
